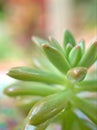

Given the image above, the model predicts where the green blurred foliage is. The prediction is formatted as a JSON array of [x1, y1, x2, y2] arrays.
[[74, 0, 97, 28], [0, 0, 6, 20], [0, 29, 23, 60]]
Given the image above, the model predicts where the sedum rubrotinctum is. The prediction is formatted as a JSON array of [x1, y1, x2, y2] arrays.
[[4, 30, 97, 130]]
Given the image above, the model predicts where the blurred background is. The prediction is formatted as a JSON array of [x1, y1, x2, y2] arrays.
[[0, 0, 97, 129]]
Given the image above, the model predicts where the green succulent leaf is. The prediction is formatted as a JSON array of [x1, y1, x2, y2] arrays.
[[73, 96, 97, 125], [42, 44, 70, 74], [68, 45, 82, 67], [32, 36, 49, 46], [67, 67, 87, 82], [78, 40, 85, 55], [61, 110, 95, 130], [78, 41, 97, 67], [77, 80, 97, 92], [61, 110, 79, 130], [63, 30, 76, 50], [33, 57, 61, 75], [65, 43, 73, 57], [7, 67, 64, 84], [49, 36, 64, 53], [4, 82, 61, 97], [28, 90, 72, 126]]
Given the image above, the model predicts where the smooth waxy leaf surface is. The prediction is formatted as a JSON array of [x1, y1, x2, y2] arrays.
[[7, 67, 64, 84], [42, 44, 70, 74], [65, 43, 73, 57], [4, 82, 61, 97], [63, 30, 76, 49], [78, 41, 97, 67], [28, 90, 72, 125], [78, 40, 85, 55], [68, 45, 82, 66]]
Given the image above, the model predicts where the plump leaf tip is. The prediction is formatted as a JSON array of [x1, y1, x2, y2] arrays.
[[4, 30, 97, 130]]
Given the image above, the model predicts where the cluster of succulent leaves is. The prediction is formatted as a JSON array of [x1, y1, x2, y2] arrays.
[[4, 30, 97, 130]]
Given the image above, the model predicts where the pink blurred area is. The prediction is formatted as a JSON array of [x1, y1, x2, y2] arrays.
[[4, 0, 47, 45], [0, 0, 47, 71], [0, 0, 96, 55]]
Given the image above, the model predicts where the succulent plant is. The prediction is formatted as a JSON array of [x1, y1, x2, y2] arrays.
[[4, 30, 97, 130]]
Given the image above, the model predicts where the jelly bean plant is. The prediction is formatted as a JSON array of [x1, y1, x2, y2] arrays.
[[4, 30, 97, 130]]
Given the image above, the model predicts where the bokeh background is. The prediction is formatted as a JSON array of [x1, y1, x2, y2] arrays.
[[0, 0, 97, 129]]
